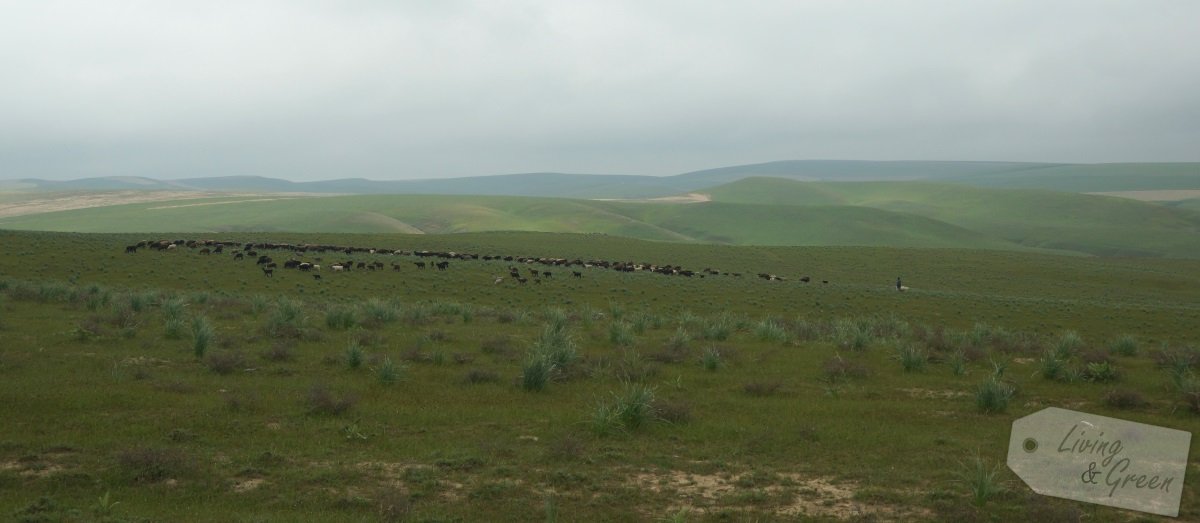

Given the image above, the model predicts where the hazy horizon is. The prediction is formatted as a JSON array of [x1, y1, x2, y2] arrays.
[[3, 1, 1199, 181]]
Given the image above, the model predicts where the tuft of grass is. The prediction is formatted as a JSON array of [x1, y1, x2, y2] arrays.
[[377, 357, 403, 385], [975, 377, 1014, 414], [1084, 361, 1119, 383], [700, 346, 722, 371], [325, 306, 358, 331], [1110, 334, 1138, 357], [1053, 330, 1084, 360], [959, 454, 1006, 507], [1039, 351, 1066, 381], [948, 350, 968, 376], [666, 327, 691, 350], [161, 297, 186, 321], [464, 369, 500, 384], [753, 318, 789, 344], [822, 354, 869, 382], [266, 298, 306, 339], [895, 343, 927, 372], [361, 299, 399, 325], [592, 383, 656, 435], [164, 317, 186, 340], [608, 321, 635, 347], [346, 342, 364, 369], [833, 318, 873, 351], [191, 316, 213, 359], [534, 323, 578, 371], [522, 355, 555, 392]]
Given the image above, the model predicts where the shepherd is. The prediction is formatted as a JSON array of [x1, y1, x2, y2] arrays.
[[896, 276, 902, 291]]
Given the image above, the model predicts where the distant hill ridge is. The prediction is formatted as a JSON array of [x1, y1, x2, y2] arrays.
[[4, 160, 1198, 197]]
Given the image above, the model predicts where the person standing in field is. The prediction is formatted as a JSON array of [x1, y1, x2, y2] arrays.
[[896, 276, 902, 291]]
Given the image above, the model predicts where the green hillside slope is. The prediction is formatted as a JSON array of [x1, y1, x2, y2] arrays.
[[703, 178, 1200, 257], [0, 193, 1037, 251]]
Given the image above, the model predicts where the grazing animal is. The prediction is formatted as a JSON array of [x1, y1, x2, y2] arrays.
[[898, 286, 909, 292], [414, 262, 426, 269], [517, 277, 527, 284], [572, 271, 582, 278], [313, 274, 322, 281], [436, 261, 449, 270], [312, 264, 320, 272], [493, 277, 504, 285], [331, 265, 345, 272], [262, 267, 274, 277], [166, 244, 177, 250], [542, 271, 552, 278], [124, 245, 138, 253], [233, 253, 244, 260], [822, 280, 829, 284], [800, 276, 811, 283], [198, 248, 211, 255], [356, 262, 366, 269]]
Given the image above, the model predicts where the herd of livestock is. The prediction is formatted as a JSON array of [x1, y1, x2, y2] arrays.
[[124, 238, 821, 284]]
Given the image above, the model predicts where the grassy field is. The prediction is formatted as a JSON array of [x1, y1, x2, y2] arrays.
[[2, 229, 1200, 521]]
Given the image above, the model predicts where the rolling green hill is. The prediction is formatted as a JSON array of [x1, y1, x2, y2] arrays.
[[702, 178, 1200, 257], [0, 193, 1039, 252]]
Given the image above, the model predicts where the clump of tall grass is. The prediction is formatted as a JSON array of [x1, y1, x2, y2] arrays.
[[362, 299, 400, 323], [1052, 331, 1084, 360], [543, 307, 569, 330], [701, 313, 735, 341], [346, 342, 364, 369], [1103, 389, 1148, 410], [754, 318, 789, 344], [305, 384, 356, 416], [591, 383, 656, 436], [324, 306, 357, 331], [534, 323, 578, 371], [1039, 351, 1066, 381], [1110, 335, 1139, 357], [666, 327, 692, 350], [609, 321, 635, 347], [266, 298, 306, 338], [161, 297, 186, 321], [377, 357, 403, 385], [163, 317, 186, 340], [832, 318, 873, 351], [975, 377, 1015, 414], [521, 355, 555, 392], [1084, 361, 1119, 383], [821, 354, 870, 383], [191, 316, 213, 359], [959, 454, 1006, 507], [249, 295, 270, 316], [948, 350, 968, 376], [895, 343, 928, 372], [701, 346, 722, 371]]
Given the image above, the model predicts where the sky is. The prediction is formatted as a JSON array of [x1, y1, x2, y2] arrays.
[[2, 1, 1198, 181]]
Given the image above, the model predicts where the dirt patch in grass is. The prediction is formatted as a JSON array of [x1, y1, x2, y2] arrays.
[[629, 468, 922, 520], [233, 478, 268, 492], [899, 387, 968, 399]]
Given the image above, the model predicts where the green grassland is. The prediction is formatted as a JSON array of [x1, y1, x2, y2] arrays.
[[703, 178, 1200, 257], [6, 180, 1198, 257], [2, 229, 1200, 521]]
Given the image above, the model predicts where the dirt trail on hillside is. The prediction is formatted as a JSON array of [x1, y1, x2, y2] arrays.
[[0, 191, 321, 218]]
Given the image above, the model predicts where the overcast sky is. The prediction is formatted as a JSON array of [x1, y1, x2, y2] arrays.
[[2, 1, 1198, 181]]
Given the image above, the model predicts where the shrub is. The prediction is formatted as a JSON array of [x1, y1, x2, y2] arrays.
[[896, 343, 928, 372], [464, 369, 500, 384], [535, 324, 578, 370], [191, 316, 213, 359], [1178, 377, 1200, 414], [975, 378, 1015, 414], [116, 447, 190, 483], [743, 381, 782, 397], [305, 385, 356, 415], [480, 335, 513, 356], [833, 319, 872, 351], [325, 306, 358, 331], [701, 315, 734, 341], [206, 351, 246, 375], [652, 398, 693, 424], [1103, 389, 1148, 410], [822, 354, 869, 382], [1110, 335, 1138, 357], [161, 297, 186, 321]]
